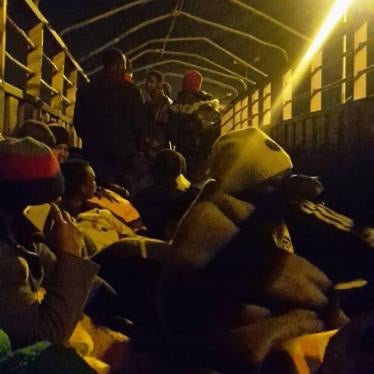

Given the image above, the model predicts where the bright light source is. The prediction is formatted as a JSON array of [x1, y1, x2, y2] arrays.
[[272, 0, 355, 118], [297, 0, 354, 73]]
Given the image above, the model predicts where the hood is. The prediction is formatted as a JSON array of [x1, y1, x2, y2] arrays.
[[209, 128, 293, 195]]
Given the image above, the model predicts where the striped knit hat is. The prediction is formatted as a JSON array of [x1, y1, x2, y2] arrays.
[[209, 128, 293, 194], [0, 137, 64, 207]]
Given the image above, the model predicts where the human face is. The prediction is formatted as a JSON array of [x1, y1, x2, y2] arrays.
[[145, 75, 160, 96], [53, 144, 69, 164], [82, 166, 97, 199]]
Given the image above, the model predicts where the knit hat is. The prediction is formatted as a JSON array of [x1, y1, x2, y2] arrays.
[[0, 137, 64, 207], [152, 149, 183, 181], [49, 125, 70, 146], [15, 120, 56, 148], [209, 128, 293, 194], [182, 70, 203, 92]]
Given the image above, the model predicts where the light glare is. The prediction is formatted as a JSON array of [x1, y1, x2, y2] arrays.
[[272, 0, 355, 118], [298, 0, 354, 70]]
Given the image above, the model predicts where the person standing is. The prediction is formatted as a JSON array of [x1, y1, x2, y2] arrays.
[[74, 48, 145, 186], [168, 70, 221, 181], [143, 70, 172, 159]]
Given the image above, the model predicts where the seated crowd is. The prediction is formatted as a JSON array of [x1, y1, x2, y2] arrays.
[[0, 49, 374, 374]]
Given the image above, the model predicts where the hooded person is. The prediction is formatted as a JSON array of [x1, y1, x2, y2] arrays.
[[15, 119, 56, 148], [159, 128, 356, 373], [0, 138, 135, 372], [49, 124, 70, 164], [134, 149, 196, 240], [0, 137, 99, 349], [167, 70, 221, 181]]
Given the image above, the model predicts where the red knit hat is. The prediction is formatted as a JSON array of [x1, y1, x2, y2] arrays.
[[182, 70, 203, 92], [0, 137, 64, 207]]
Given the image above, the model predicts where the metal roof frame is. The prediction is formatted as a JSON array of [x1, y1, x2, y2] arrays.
[[126, 37, 268, 77], [79, 11, 289, 64], [133, 59, 250, 89], [132, 49, 254, 86]]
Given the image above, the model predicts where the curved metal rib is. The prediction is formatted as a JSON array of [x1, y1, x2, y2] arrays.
[[160, 0, 184, 58], [79, 13, 173, 63], [87, 65, 103, 76], [132, 48, 254, 85], [61, 0, 155, 36], [79, 11, 288, 65], [133, 59, 249, 90], [229, 0, 311, 42], [178, 11, 288, 62], [126, 37, 267, 77]]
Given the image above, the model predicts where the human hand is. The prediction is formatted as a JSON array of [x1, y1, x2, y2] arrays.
[[47, 203, 84, 257]]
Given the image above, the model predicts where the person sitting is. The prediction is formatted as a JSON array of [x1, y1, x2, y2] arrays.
[[121, 151, 153, 197], [0, 137, 98, 348], [47, 125, 146, 233], [15, 121, 146, 239], [49, 124, 70, 164], [14, 119, 56, 148], [60, 159, 137, 253], [134, 149, 197, 240], [60, 164, 172, 345], [160, 128, 353, 373]]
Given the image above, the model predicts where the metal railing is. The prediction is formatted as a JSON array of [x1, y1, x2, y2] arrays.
[[221, 18, 372, 131], [0, 0, 87, 143]]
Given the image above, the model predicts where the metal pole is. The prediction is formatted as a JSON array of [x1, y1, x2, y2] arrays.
[[178, 11, 289, 62], [61, 0, 155, 36], [160, 0, 184, 59], [80, 10, 288, 64], [79, 13, 173, 63], [229, 0, 311, 42], [126, 36, 267, 77], [133, 59, 249, 90], [7, 16, 36, 49], [132, 48, 254, 85]]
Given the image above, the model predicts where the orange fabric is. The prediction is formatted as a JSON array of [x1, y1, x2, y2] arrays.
[[88, 189, 143, 229], [69, 314, 130, 373], [277, 330, 337, 374]]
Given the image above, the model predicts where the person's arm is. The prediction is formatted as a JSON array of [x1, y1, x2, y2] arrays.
[[163, 201, 331, 313], [0, 204, 98, 347], [286, 200, 374, 282]]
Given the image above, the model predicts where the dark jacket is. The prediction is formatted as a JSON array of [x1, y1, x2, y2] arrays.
[[168, 90, 220, 179], [134, 184, 197, 240], [74, 72, 145, 162], [144, 93, 172, 147]]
